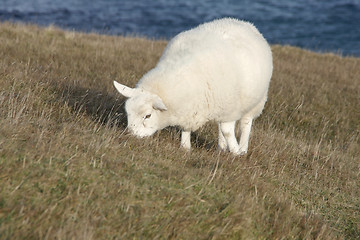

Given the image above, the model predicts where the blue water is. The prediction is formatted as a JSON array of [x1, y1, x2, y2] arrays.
[[1, 0, 360, 56]]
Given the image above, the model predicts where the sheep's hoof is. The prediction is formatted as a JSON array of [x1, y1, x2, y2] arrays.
[[239, 151, 247, 156], [236, 150, 247, 156], [180, 145, 191, 152], [217, 145, 228, 153]]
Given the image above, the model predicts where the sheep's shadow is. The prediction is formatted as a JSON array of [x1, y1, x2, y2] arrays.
[[192, 131, 218, 151], [52, 81, 127, 129], [163, 126, 218, 151], [51, 80, 218, 151]]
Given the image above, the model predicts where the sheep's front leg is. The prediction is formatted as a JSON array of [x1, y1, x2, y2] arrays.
[[239, 117, 253, 154], [219, 121, 240, 155], [181, 131, 191, 151], [218, 123, 228, 151]]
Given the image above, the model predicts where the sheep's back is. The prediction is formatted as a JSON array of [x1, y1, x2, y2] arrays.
[[139, 18, 272, 130]]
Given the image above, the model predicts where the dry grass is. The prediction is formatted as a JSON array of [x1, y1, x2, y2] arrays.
[[0, 22, 359, 239]]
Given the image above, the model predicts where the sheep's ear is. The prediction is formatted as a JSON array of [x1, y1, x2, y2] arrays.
[[113, 81, 136, 98], [153, 96, 167, 111]]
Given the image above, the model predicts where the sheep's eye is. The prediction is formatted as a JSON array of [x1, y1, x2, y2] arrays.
[[144, 114, 151, 119]]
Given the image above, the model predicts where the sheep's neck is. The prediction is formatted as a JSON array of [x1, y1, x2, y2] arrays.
[[158, 110, 177, 129]]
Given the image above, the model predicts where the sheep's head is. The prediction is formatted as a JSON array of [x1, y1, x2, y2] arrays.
[[113, 81, 167, 138]]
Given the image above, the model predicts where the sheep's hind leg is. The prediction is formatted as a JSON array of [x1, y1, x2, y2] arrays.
[[181, 131, 191, 151], [219, 121, 241, 155], [238, 117, 253, 155]]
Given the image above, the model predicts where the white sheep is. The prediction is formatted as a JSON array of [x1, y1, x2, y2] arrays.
[[114, 18, 273, 155]]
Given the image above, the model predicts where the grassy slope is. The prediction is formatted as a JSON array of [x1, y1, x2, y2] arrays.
[[0, 23, 359, 239]]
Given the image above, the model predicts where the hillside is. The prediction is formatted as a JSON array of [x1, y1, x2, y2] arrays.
[[0, 23, 359, 239]]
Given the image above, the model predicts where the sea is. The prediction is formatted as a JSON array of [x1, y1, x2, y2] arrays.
[[1, 0, 360, 56]]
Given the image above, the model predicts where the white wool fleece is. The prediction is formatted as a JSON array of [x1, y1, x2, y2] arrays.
[[114, 18, 273, 155]]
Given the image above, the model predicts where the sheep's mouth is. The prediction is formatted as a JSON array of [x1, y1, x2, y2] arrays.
[[128, 128, 156, 138]]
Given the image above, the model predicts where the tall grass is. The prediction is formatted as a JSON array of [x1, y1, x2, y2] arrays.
[[0, 22, 359, 239]]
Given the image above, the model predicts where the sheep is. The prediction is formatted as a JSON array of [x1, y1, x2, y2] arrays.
[[114, 18, 273, 155]]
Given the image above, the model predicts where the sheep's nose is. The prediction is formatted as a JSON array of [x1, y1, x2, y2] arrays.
[[127, 124, 136, 133]]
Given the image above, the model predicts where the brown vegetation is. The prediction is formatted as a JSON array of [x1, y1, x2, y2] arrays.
[[0, 22, 359, 239]]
